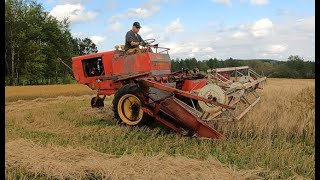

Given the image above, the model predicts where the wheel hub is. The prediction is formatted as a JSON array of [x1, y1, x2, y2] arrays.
[[117, 94, 143, 125], [198, 84, 226, 113]]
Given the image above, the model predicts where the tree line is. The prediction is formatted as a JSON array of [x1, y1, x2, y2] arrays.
[[5, 0, 98, 86], [171, 55, 315, 79]]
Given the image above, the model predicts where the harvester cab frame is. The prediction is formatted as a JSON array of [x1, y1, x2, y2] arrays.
[[71, 38, 267, 140], [82, 57, 105, 77]]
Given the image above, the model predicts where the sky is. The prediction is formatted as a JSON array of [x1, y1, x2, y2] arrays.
[[38, 0, 315, 61]]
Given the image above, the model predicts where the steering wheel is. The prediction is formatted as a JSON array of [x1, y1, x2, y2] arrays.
[[143, 38, 155, 45]]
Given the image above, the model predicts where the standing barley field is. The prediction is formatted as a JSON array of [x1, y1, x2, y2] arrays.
[[5, 78, 315, 179]]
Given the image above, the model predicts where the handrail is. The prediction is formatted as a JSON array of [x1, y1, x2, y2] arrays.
[[151, 46, 170, 54], [215, 66, 249, 72]]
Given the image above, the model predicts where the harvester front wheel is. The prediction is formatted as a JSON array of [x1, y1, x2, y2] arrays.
[[112, 84, 150, 126], [91, 97, 104, 108]]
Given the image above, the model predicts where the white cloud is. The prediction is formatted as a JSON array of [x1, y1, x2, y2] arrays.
[[71, 32, 106, 45], [144, 33, 156, 40], [71, 33, 106, 47], [108, 21, 123, 32], [251, 18, 273, 37], [163, 18, 310, 60], [127, 7, 161, 18], [188, 53, 195, 57], [266, 44, 288, 54], [139, 26, 153, 35], [107, 0, 169, 23], [139, 26, 156, 39], [100, 11, 313, 61], [203, 47, 215, 53], [211, 0, 232, 6], [238, 24, 251, 30], [90, 36, 106, 45], [294, 16, 315, 32], [164, 42, 193, 55], [161, 41, 215, 60], [166, 18, 185, 33], [164, 42, 181, 54], [145, 15, 313, 61], [49, 4, 97, 24], [157, 33, 170, 41], [192, 47, 200, 53], [201, 54, 213, 59], [232, 31, 247, 39], [249, 0, 268, 5]]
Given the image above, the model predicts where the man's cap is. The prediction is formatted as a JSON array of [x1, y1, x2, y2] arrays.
[[133, 22, 141, 28]]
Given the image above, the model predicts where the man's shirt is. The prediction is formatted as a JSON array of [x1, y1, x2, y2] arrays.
[[125, 30, 144, 51]]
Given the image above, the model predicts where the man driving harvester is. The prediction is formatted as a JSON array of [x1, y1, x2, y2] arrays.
[[125, 22, 148, 55]]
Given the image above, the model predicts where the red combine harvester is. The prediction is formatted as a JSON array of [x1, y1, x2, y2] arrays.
[[72, 39, 266, 139]]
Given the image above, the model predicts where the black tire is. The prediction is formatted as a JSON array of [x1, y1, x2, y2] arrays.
[[91, 97, 104, 108], [112, 83, 151, 126]]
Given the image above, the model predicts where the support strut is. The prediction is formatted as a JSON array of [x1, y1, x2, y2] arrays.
[[142, 97, 224, 139]]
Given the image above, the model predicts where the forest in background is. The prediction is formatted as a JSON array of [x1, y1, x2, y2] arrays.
[[171, 55, 315, 79], [5, 0, 98, 85], [5, 0, 315, 86]]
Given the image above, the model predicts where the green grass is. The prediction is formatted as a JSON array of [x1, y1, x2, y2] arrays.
[[5, 79, 315, 179], [5, 97, 314, 179]]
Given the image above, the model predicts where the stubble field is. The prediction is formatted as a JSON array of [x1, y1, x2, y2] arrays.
[[5, 78, 315, 179]]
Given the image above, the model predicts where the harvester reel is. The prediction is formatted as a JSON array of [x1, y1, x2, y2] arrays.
[[227, 82, 245, 98], [198, 84, 226, 113]]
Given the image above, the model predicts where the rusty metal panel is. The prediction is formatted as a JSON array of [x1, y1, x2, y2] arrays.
[[110, 52, 171, 76], [103, 52, 115, 77], [160, 97, 224, 139], [181, 79, 207, 92], [150, 53, 171, 75], [142, 107, 182, 133], [112, 53, 151, 75], [72, 51, 114, 84]]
